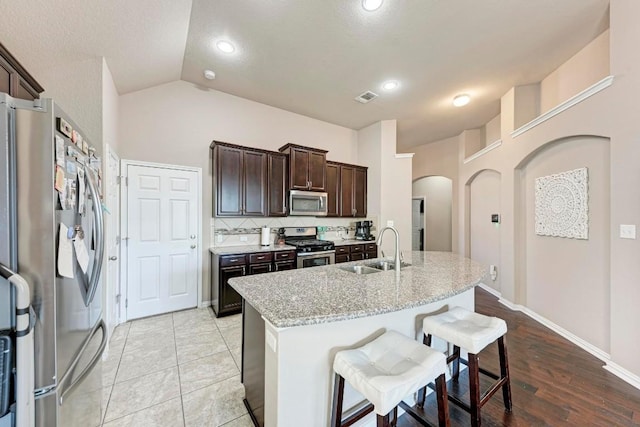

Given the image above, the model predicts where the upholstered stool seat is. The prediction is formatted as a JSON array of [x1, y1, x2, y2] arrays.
[[331, 330, 450, 427], [420, 307, 512, 427]]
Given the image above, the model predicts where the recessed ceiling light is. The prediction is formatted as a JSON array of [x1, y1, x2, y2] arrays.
[[216, 40, 235, 54], [362, 0, 383, 11], [382, 80, 399, 91], [453, 94, 471, 107], [203, 69, 216, 80]]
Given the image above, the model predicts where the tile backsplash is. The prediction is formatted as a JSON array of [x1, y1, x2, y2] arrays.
[[211, 216, 378, 247]]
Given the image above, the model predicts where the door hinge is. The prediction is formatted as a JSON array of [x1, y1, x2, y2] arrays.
[[116, 176, 121, 184]]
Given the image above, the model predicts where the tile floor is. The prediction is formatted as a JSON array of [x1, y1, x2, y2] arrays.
[[101, 307, 252, 427]]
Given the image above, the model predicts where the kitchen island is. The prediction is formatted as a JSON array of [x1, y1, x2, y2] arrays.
[[229, 251, 486, 427]]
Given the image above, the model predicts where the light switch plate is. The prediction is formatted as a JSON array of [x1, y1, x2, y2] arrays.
[[620, 224, 636, 239], [386, 220, 394, 227]]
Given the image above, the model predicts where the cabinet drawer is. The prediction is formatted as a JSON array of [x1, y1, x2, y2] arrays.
[[220, 255, 247, 267], [335, 246, 349, 255], [350, 244, 365, 253], [335, 254, 350, 264], [350, 252, 365, 261], [365, 243, 377, 252], [249, 252, 273, 264], [274, 250, 296, 261]]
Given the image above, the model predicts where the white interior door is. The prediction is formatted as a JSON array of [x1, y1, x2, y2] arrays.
[[125, 163, 199, 319], [106, 146, 121, 336]]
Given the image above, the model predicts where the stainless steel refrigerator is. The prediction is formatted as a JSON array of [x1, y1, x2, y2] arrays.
[[0, 94, 106, 427]]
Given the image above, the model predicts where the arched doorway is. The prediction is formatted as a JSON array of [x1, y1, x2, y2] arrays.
[[412, 176, 452, 251]]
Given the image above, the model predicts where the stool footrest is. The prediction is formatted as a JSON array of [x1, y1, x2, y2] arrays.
[[340, 403, 374, 427], [457, 358, 501, 381], [398, 401, 435, 427], [479, 377, 509, 407]]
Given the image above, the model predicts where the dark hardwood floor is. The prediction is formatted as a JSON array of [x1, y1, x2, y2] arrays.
[[398, 287, 640, 426]]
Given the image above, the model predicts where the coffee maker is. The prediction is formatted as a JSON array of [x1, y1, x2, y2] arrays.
[[355, 221, 374, 241]]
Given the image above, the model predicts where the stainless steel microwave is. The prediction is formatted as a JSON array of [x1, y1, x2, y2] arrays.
[[288, 190, 328, 216]]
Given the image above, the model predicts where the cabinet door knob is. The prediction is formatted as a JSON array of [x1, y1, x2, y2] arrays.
[[190, 235, 196, 239], [190, 244, 196, 249], [109, 256, 118, 261]]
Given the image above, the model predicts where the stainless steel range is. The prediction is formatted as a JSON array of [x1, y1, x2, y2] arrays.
[[283, 227, 335, 269]]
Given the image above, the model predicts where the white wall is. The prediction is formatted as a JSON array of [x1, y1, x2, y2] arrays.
[[469, 170, 501, 292], [485, 115, 501, 144], [119, 80, 360, 302], [412, 176, 452, 252]]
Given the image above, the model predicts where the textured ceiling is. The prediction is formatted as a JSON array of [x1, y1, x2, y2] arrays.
[[0, 1, 609, 150]]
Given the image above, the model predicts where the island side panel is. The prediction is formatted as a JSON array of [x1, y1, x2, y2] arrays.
[[264, 288, 474, 427], [243, 300, 266, 426]]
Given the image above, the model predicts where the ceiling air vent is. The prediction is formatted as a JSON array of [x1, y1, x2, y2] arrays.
[[354, 90, 379, 104]]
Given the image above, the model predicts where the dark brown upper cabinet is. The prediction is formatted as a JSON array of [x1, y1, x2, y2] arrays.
[[279, 144, 327, 191], [211, 141, 286, 217], [325, 161, 368, 218], [267, 152, 288, 216], [212, 141, 269, 217], [0, 42, 44, 100], [326, 162, 340, 217]]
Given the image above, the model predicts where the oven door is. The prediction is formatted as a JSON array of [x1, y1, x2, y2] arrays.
[[296, 250, 335, 269]]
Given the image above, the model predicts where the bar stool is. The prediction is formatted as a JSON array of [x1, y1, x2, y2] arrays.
[[331, 330, 450, 427], [419, 306, 512, 427]]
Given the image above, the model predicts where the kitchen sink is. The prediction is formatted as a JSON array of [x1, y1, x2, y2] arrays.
[[338, 265, 382, 275], [365, 261, 411, 271]]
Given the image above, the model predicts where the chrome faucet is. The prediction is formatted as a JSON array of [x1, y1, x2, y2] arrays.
[[376, 226, 401, 274]]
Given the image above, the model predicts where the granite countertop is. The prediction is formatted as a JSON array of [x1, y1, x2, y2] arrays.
[[210, 244, 296, 255], [229, 251, 487, 328], [332, 239, 376, 246]]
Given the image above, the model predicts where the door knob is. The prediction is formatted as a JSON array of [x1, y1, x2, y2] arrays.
[[109, 256, 118, 261], [190, 245, 196, 249]]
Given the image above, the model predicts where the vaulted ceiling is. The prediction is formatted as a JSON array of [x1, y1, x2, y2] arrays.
[[0, 0, 609, 150]]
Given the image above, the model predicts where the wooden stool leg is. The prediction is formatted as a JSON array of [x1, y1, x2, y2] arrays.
[[417, 333, 434, 408], [377, 413, 391, 427], [330, 373, 345, 427], [392, 406, 398, 427], [451, 345, 461, 381], [435, 373, 451, 427], [468, 353, 481, 427], [498, 336, 513, 412]]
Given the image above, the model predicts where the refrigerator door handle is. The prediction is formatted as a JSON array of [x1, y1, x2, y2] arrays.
[[58, 319, 106, 406], [85, 166, 104, 306]]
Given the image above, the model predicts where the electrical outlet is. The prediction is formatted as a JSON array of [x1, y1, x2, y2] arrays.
[[620, 224, 636, 239], [217, 234, 223, 243], [386, 220, 394, 227], [240, 236, 248, 242]]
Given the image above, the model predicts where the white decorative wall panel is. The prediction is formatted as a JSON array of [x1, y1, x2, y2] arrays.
[[535, 167, 588, 239]]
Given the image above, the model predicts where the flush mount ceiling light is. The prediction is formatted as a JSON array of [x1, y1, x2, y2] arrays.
[[453, 94, 471, 107], [382, 80, 399, 91], [203, 69, 216, 80], [362, 0, 383, 11], [216, 40, 235, 54]]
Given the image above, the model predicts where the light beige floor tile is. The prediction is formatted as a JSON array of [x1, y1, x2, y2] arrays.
[[102, 353, 121, 386], [179, 351, 239, 394], [116, 345, 177, 383], [128, 314, 173, 338], [101, 385, 112, 425], [122, 329, 175, 355], [214, 314, 242, 330], [110, 322, 131, 343], [229, 346, 242, 371], [175, 330, 228, 364], [220, 326, 242, 349], [173, 307, 213, 328], [182, 376, 247, 427], [102, 397, 184, 427], [220, 414, 254, 427], [174, 319, 218, 337], [105, 367, 180, 422]]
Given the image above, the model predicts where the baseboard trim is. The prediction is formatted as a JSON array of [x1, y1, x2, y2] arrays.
[[199, 300, 211, 309], [603, 362, 640, 390], [478, 282, 501, 298]]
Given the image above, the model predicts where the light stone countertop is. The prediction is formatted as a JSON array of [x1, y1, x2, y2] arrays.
[[331, 239, 376, 246], [229, 251, 487, 328], [209, 244, 296, 255]]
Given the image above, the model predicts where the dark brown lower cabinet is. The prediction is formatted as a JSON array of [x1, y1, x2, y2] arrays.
[[334, 243, 377, 264], [212, 249, 296, 317]]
